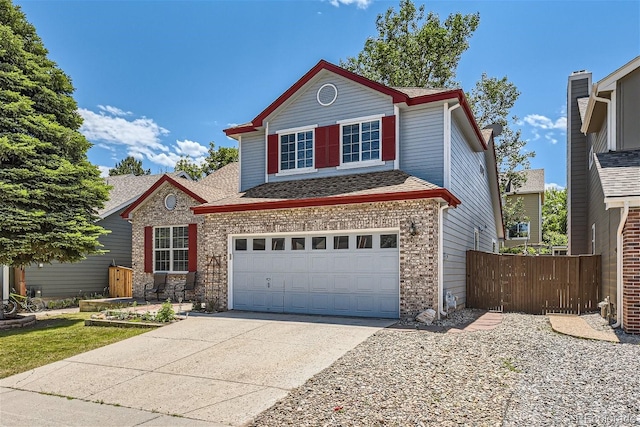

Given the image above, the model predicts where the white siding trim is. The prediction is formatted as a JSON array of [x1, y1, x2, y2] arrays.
[[276, 124, 318, 134], [238, 135, 242, 193], [227, 233, 233, 309], [336, 113, 385, 125], [275, 168, 318, 177], [610, 90, 617, 151], [394, 105, 400, 170]]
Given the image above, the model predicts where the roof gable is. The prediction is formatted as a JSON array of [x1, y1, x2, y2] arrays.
[[223, 59, 485, 149]]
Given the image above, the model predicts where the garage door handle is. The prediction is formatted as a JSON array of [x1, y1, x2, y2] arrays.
[[266, 278, 271, 288]]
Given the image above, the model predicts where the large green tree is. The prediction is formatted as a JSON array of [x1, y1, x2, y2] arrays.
[[340, 0, 479, 88], [109, 156, 150, 176], [542, 187, 567, 246], [174, 142, 238, 180], [342, 0, 534, 232], [0, 0, 109, 268]]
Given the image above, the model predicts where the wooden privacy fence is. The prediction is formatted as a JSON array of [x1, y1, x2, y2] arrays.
[[466, 251, 600, 314]]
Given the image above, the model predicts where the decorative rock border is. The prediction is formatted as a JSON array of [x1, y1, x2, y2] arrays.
[[84, 318, 165, 328], [0, 314, 36, 330]]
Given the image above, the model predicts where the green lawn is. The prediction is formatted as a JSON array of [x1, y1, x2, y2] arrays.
[[0, 313, 148, 379]]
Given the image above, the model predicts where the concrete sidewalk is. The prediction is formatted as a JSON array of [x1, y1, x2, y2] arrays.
[[0, 312, 392, 426]]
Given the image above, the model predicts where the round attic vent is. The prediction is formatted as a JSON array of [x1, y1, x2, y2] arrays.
[[317, 83, 337, 106], [164, 194, 177, 211]]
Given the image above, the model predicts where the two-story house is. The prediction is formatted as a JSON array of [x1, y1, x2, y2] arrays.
[[502, 169, 545, 250], [124, 60, 503, 319], [567, 56, 640, 333]]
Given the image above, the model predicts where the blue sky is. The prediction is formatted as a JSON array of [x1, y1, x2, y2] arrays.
[[14, 0, 640, 188]]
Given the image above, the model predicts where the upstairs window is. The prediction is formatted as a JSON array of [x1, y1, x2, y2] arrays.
[[341, 118, 381, 164], [508, 222, 530, 240], [280, 130, 314, 171]]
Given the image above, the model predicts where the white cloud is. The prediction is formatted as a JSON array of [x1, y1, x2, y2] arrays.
[[79, 108, 170, 152], [97, 165, 110, 177], [146, 152, 183, 168], [174, 139, 208, 157], [544, 133, 558, 145], [329, 0, 371, 9], [545, 183, 565, 190], [98, 105, 132, 116], [523, 114, 567, 131]]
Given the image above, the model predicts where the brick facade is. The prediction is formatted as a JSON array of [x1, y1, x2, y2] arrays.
[[132, 191, 441, 319], [622, 208, 640, 333], [131, 183, 206, 301]]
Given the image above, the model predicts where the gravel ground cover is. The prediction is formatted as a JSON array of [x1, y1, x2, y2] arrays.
[[251, 312, 640, 426]]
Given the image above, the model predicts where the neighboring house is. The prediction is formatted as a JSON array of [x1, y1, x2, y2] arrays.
[[502, 169, 545, 249], [22, 172, 188, 298], [567, 56, 640, 333], [125, 60, 504, 319]]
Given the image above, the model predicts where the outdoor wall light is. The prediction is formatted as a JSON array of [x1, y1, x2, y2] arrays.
[[409, 222, 417, 236]]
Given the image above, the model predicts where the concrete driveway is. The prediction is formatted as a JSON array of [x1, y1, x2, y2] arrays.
[[0, 312, 392, 426]]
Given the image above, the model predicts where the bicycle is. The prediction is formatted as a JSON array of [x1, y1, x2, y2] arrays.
[[7, 289, 45, 313]]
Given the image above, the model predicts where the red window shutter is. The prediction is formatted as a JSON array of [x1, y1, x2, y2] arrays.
[[144, 226, 153, 273], [382, 115, 396, 161], [315, 126, 328, 168], [267, 134, 279, 174], [327, 124, 340, 167], [188, 223, 198, 272]]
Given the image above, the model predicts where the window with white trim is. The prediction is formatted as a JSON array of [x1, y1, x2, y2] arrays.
[[280, 130, 314, 171], [588, 145, 594, 169], [507, 222, 530, 240], [591, 223, 596, 254], [154, 226, 188, 272], [342, 119, 380, 163], [474, 228, 480, 250]]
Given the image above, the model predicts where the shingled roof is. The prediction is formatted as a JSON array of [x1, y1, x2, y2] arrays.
[[505, 169, 545, 194], [193, 170, 460, 214], [595, 149, 640, 198], [101, 172, 188, 218]]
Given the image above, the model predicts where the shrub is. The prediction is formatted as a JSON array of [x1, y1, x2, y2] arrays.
[[155, 299, 175, 323]]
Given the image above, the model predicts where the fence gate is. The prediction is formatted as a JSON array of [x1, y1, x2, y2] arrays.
[[466, 251, 600, 314]]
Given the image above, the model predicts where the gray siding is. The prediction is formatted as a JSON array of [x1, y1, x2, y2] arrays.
[[503, 193, 542, 247], [25, 208, 132, 298], [240, 132, 266, 191], [265, 72, 395, 183], [568, 76, 590, 255], [269, 72, 394, 132], [399, 104, 444, 186], [617, 68, 640, 150], [587, 127, 619, 302], [443, 117, 499, 307]]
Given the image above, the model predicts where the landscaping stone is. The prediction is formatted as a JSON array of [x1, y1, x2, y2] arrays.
[[0, 314, 36, 330]]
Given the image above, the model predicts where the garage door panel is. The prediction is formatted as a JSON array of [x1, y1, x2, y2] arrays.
[[332, 256, 352, 273], [356, 276, 376, 292], [378, 275, 399, 292], [309, 255, 329, 272], [310, 275, 330, 292], [376, 253, 399, 273], [310, 294, 329, 311], [378, 296, 399, 314], [332, 295, 350, 311], [288, 255, 308, 272], [333, 275, 353, 293], [355, 295, 374, 313], [355, 254, 374, 273], [287, 274, 309, 292]]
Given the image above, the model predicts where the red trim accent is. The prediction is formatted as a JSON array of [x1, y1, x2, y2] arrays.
[[192, 189, 461, 215], [144, 226, 153, 273], [381, 115, 396, 161], [223, 60, 486, 151], [121, 175, 207, 219], [188, 223, 197, 272], [267, 134, 278, 174]]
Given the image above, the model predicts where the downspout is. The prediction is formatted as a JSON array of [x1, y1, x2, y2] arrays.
[[438, 202, 450, 319], [443, 103, 461, 189], [613, 201, 630, 328]]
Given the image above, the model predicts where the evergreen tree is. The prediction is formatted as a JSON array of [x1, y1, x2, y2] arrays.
[[0, 0, 109, 268], [109, 156, 150, 176]]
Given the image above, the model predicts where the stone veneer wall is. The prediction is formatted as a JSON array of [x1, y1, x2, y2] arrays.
[[131, 184, 206, 301], [202, 199, 440, 318], [622, 208, 640, 334]]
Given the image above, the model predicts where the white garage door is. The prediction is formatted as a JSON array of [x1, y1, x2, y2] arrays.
[[232, 231, 399, 318]]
